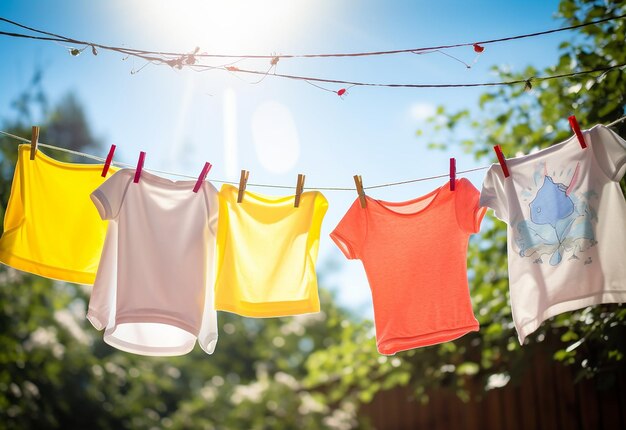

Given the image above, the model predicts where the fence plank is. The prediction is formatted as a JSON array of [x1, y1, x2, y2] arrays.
[[553, 359, 582, 430], [360, 350, 626, 429]]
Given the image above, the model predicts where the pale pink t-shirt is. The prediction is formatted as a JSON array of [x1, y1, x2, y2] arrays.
[[88, 169, 219, 356], [331, 178, 486, 355]]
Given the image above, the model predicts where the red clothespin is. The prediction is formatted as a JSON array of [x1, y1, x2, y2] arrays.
[[237, 170, 249, 203], [568, 115, 587, 149], [294, 174, 305, 208], [449, 157, 456, 191], [29, 126, 40, 160], [493, 145, 510, 178], [101, 144, 116, 177], [353, 175, 367, 208], [133, 151, 146, 183], [193, 162, 212, 193]]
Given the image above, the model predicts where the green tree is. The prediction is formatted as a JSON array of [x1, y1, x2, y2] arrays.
[[0, 78, 367, 429], [305, 0, 626, 405]]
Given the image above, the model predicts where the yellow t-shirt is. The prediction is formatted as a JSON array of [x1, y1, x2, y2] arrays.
[[215, 184, 328, 317], [0, 145, 118, 284]]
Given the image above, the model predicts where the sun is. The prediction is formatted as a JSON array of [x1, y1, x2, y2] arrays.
[[135, 0, 311, 56]]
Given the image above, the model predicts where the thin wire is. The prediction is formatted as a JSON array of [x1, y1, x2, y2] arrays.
[[1, 14, 624, 59], [2, 115, 624, 191], [215, 62, 626, 89], [1, 17, 624, 89], [2, 26, 623, 89]]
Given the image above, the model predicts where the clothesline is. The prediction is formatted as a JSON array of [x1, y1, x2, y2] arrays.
[[2, 14, 624, 59], [1, 16, 626, 92], [1, 115, 625, 191]]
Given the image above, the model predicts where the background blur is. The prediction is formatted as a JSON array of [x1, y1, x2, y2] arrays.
[[0, 0, 625, 429]]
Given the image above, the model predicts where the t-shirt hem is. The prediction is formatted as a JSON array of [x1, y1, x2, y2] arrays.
[[86, 309, 107, 331], [329, 231, 357, 260], [216, 301, 320, 318], [103, 333, 197, 357], [115, 314, 200, 336], [199, 334, 219, 355], [376, 321, 480, 355], [515, 290, 626, 344], [0, 249, 96, 284], [90, 189, 110, 220], [100, 314, 206, 356]]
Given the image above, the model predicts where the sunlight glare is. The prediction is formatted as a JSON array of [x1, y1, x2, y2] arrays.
[[138, 0, 308, 53], [252, 100, 300, 174]]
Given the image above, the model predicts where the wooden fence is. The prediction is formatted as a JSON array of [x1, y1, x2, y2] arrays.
[[361, 349, 626, 430]]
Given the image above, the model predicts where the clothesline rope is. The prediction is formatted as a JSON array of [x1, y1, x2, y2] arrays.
[[1, 15, 625, 91], [0, 115, 625, 192], [1, 14, 624, 59]]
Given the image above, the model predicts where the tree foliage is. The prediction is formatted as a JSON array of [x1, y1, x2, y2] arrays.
[[1, 1, 625, 428], [0, 77, 367, 429], [305, 0, 626, 405]]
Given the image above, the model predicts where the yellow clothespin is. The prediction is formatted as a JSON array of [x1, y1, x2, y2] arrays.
[[353, 175, 367, 208], [30, 126, 40, 160], [294, 174, 305, 208], [237, 170, 249, 203]]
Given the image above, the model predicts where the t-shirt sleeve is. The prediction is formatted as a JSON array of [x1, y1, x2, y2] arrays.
[[90, 170, 130, 220], [206, 182, 220, 236], [479, 165, 509, 223], [591, 125, 626, 181], [329, 198, 368, 260], [455, 178, 487, 234], [3, 148, 25, 233], [197, 180, 220, 355]]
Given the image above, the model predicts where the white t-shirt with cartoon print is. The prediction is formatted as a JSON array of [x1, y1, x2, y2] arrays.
[[480, 125, 626, 343]]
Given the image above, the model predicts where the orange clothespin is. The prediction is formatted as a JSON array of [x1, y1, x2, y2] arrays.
[[449, 157, 456, 191], [133, 151, 146, 183], [493, 145, 510, 178], [294, 174, 305, 208], [354, 175, 367, 208], [29, 126, 40, 160], [568, 115, 587, 149], [193, 162, 212, 193], [237, 169, 249, 203], [101, 144, 116, 177]]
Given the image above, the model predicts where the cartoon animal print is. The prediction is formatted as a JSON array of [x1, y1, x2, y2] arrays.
[[515, 162, 597, 266]]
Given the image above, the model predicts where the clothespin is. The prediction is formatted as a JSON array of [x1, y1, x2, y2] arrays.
[[133, 151, 146, 183], [493, 145, 510, 178], [568, 115, 587, 149], [29, 126, 40, 160], [353, 175, 367, 208], [193, 162, 212, 193], [294, 174, 305, 208], [449, 157, 456, 191], [237, 170, 249, 203], [101, 144, 116, 177]]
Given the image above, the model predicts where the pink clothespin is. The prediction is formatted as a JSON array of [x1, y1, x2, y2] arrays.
[[568, 115, 587, 149], [101, 144, 116, 177], [493, 145, 510, 178], [449, 157, 456, 191], [193, 162, 212, 193], [133, 151, 146, 183]]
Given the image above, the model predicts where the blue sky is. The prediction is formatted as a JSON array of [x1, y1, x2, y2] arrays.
[[0, 0, 569, 313]]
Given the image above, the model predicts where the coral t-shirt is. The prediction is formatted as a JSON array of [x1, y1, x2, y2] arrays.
[[330, 178, 486, 355]]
